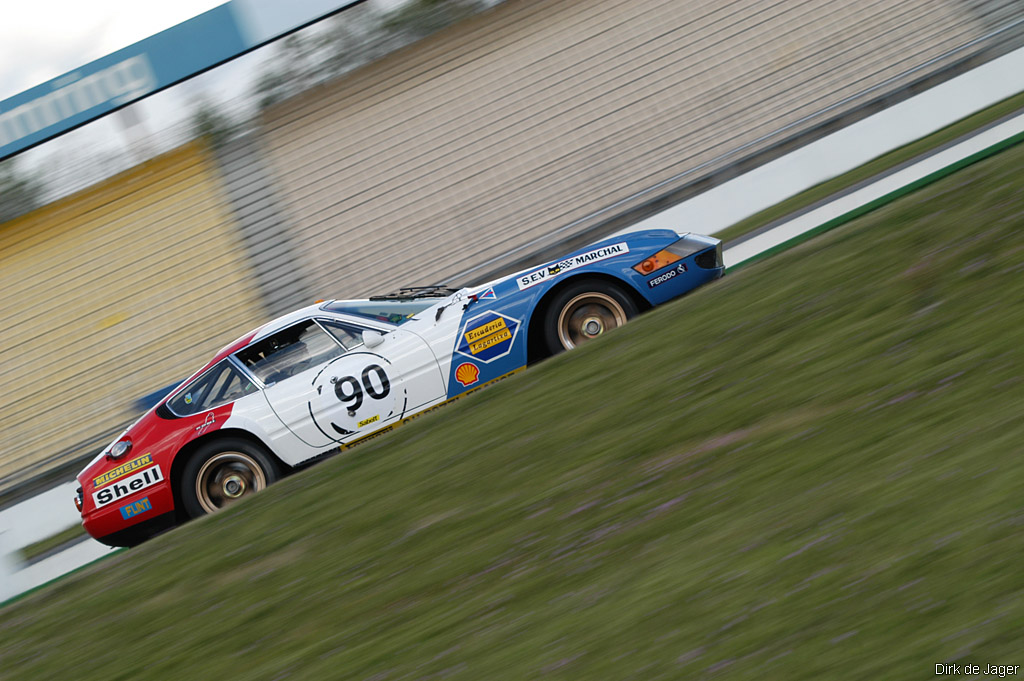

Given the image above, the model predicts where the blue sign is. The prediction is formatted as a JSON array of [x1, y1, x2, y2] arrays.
[[0, 5, 245, 161], [457, 312, 520, 363], [119, 497, 152, 520], [0, 1, 366, 162]]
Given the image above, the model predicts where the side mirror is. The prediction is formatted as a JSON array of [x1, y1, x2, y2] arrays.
[[362, 330, 385, 348]]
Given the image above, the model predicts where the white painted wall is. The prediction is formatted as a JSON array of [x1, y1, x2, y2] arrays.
[[626, 46, 1024, 237], [0, 531, 21, 602], [0, 481, 80, 551], [722, 112, 1024, 266], [0, 481, 108, 604]]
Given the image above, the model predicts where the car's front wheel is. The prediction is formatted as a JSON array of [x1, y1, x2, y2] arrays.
[[181, 437, 281, 518], [543, 279, 638, 355]]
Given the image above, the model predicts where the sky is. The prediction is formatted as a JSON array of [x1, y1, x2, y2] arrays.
[[0, 1, 224, 101], [0, 0, 406, 198], [0, 0, 244, 198]]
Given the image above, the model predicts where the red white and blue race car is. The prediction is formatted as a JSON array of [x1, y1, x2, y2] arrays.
[[75, 229, 723, 546]]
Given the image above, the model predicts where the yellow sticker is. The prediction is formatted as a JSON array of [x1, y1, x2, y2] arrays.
[[464, 317, 507, 344], [357, 414, 380, 428], [93, 453, 153, 488], [469, 327, 512, 354]]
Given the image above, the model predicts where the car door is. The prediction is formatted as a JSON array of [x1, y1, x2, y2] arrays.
[[235, 318, 445, 450]]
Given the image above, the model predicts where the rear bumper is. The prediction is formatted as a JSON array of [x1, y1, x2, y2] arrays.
[[92, 511, 177, 548], [81, 480, 176, 547]]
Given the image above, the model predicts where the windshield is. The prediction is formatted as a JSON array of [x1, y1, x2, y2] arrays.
[[322, 300, 438, 325]]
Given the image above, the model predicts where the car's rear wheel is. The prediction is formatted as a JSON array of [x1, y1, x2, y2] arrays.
[[543, 279, 638, 354], [181, 437, 280, 518]]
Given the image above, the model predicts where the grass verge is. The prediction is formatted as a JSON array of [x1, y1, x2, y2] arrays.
[[2, 141, 1024, 679], [714, 89, 1024, 243], [17, 524, 86, 564]]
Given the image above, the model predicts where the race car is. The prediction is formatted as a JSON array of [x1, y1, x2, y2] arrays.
[[75, 229, 723, 546]]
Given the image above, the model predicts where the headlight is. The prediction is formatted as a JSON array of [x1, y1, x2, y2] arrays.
[[108, 439, 132, 460], [633, 234, 715, 274]]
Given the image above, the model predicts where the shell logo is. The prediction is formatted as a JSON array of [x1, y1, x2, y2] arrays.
[[455, 362, 480, 387]]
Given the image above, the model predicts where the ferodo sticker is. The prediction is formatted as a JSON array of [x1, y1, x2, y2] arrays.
[[456, 311, 520, 363], [647, 263, 687, 288], [92, 453, 153, 488], [516, 242, 630, 290], [93, 466, 164, 508]]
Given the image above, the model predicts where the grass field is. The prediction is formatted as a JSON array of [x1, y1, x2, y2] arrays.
[[2, 140, 1023, 680]]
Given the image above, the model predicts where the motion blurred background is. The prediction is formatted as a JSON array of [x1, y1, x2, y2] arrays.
[[1, 0, 1022, 496]]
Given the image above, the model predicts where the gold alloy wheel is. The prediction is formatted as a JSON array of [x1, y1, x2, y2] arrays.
[[555, 291, 628, 350], [195, 451, 268, 514]]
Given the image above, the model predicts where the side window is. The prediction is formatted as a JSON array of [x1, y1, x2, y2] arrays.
[[168, 362, 257, 416], [236, 320, 346, 384], [317, 319, 366, 349]]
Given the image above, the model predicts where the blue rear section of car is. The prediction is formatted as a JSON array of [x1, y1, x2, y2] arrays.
[[443, 229, 724, 396]]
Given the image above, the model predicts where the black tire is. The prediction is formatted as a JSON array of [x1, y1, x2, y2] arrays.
[[543, 279, 638, 355], [181, 437, 281, 519]]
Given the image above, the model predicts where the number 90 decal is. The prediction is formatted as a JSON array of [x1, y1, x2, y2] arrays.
[[309, 356, 405, 442], [333, 364, 391, 412]]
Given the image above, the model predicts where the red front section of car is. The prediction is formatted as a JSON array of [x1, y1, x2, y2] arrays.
[[77, 401, 236, 546]]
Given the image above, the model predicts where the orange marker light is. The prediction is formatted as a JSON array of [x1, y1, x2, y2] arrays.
[[632, 249, 682, 275]]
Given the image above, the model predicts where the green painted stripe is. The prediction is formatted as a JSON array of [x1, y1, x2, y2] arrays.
[[729, 127, 1024, 270]]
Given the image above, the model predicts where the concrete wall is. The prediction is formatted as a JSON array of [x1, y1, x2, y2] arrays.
[[258, 0, 991, 297], [0, 141, 266, 486]]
